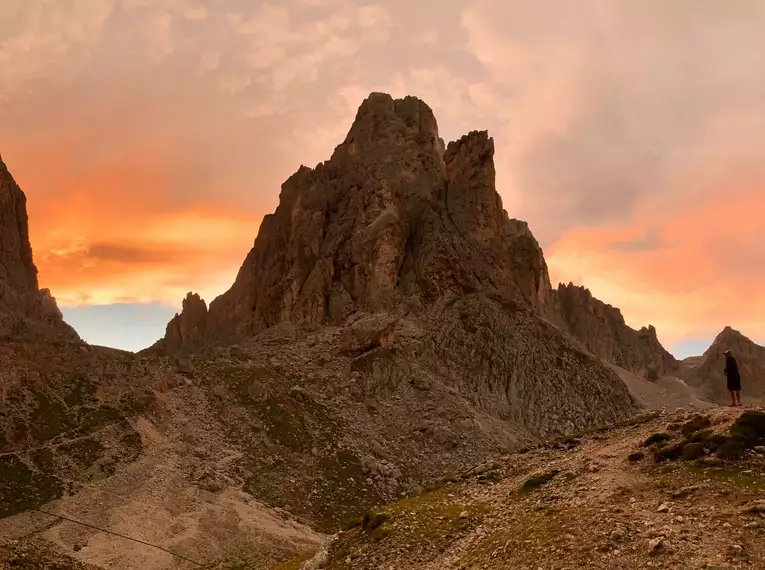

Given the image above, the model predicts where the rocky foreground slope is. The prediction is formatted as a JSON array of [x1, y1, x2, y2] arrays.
[[314, 407, 765, 570]]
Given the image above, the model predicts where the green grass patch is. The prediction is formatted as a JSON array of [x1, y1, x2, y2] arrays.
[[362, 511, 389, 533]]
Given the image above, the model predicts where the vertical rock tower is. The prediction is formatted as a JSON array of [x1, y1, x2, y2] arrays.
[[0, 155, 79, 341], [152, 93, 553, 351]]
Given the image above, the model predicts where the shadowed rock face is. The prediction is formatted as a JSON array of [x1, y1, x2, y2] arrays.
[[687, 326, 765, 402], [159, 292, 208, 353], [0, 156, 79, 342], [150, 94, 554, 352]]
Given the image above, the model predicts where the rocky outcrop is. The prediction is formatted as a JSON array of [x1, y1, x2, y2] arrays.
[[143, 90, 638, 448], [153, 292, 208, 353], [0, 155, 79, 342], [686, 326, 765, 403], [149, 94, 556, 351], [505, 218, 554, 308], [548, 283, 678, 377]]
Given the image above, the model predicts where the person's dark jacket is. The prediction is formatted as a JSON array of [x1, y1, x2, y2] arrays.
[[724, 354, 741, 389], [725, 355, 740, 379]]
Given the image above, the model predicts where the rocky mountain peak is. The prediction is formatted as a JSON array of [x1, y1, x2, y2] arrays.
[[148, 93, 553, 352], [689, 326, 765, 402], [152, 292, 208, 354], [146, 92, 677, 383], [0, 155, 79, 341], [705, 326, 759, 357], [337, 93, 444, 162]]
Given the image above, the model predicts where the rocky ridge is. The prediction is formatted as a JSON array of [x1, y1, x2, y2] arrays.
[[549, 283, 679, 377], [0, 155, 79, 342]]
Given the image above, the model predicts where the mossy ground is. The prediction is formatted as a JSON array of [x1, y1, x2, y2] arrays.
[[328, 484, 488, 567], [207, 361, 385, 533]]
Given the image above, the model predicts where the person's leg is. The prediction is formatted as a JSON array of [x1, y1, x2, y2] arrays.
[[735, 391, 742, 406], [729, 391, 736, 407]]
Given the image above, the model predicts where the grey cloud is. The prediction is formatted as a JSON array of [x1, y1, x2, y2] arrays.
[[87, 243, 199, 264], [608, 228, 670, 253], [462, 0, 765, 245]]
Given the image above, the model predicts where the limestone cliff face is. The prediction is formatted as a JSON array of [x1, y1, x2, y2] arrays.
[[504, 218, 554, 308], [687, 327, 765, 402], [152, 94, 551, 351], [548, 283, 678, 376], [0, 156, 79, 342]]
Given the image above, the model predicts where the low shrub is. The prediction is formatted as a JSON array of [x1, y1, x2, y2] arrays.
[[702, 434, 729, 452], [654, 443, 684, 463], [362, 511, 390, 533], [730, 411, 765, 446], [642, 433, 672, 447], [628, 451, 645, 462], [687, 429, 713, 444], [717, 439, 746, 461], [681, 442, 707, 460], [681, 415, 712, 439]]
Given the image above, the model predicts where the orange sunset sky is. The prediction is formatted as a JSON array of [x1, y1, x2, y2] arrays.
[[2, 0, 764, 354]]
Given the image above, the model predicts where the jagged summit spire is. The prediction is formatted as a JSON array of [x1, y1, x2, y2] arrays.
[[337, 92, 445, 161], [148, 93, 553, 353]]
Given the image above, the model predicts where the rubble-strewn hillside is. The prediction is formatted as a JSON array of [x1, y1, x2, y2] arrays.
[[316, 407, 765, 570]]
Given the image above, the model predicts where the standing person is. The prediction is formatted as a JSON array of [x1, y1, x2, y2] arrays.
[[723, 349, 741, 407]]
